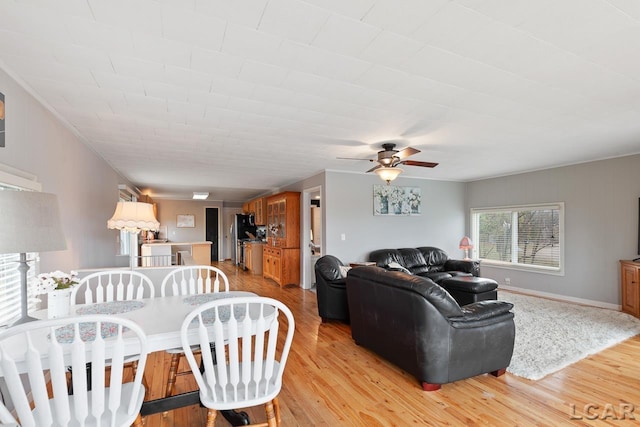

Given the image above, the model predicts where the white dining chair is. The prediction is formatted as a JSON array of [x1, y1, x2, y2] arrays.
[[160, 265, 230, 400], [180, 296, 295, 427], [0, 400, 17, 426], [69, 270, 155, 388], [70, 270, 155, 306], [0, 315, 148, 427]]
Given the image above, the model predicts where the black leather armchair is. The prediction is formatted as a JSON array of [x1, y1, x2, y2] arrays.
[[314, 255, 350, 323], [346, 266, 515, 390]]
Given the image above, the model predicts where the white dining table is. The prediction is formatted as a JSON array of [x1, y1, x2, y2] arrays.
[[29, 290, 257, 353], [25, 290, 264, 422]]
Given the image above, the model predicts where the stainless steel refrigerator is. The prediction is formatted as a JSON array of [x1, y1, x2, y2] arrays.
[[231, 213, 257, 265]]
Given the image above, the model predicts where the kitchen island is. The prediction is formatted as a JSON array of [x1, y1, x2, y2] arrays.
[[140, 241, 212, 266]]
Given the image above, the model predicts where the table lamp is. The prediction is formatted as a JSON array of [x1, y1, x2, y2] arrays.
[[0, 191, 67, 325], [107, 201, 160, 269], [459, 236, 474, 260]]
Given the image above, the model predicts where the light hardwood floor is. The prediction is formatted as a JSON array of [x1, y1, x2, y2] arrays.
[[141, 261, 640, 426]]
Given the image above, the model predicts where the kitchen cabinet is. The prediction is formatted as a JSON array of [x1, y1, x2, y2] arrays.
[[245, 242, 264, 275], [620, 260, 640, 318], [254, 197, 265, 225], [264, 191, 300, 286], [266, 192, 300, 248], [263, 246, 299, 286]]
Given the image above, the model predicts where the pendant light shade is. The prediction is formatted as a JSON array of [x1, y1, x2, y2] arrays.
[[375, 167, 402, 184]]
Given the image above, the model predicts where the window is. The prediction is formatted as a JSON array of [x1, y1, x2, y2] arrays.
[[471, 203, 564, 273], [0, 166, 42, 326]]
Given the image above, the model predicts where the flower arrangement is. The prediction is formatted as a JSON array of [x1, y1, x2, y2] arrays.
[[268, 223, 280, 237], [32, 270, 79, 294]]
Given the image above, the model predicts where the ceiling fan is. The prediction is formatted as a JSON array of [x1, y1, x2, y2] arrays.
[[338, 143, 438, 183]]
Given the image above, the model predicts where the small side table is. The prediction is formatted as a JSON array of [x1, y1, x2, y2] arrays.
[[349, 262, 376, 268]]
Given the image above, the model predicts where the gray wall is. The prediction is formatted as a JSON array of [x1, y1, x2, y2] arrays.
[[0, 68, 132, 271], [466, 154, 640, 305], [323, 171, 467, 263]]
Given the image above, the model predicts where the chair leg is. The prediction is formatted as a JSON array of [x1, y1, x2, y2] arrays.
[[130, 360, 149, 391], [132, 413, 144, 427], [265, 400, 277, 427], [206, 409, 217, 427], [273, 397, 281, 424], [165, 353, 181, 397]]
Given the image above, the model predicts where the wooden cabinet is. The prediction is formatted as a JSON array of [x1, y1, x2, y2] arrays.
[[266, 192, 300, 248], [245, 242, 264, 275], [620, 260, 640, 318], [263, 191, 300, 287], [263, 246, 299, 286], [242, 197, 266, 225], [254, 197, 265, 225]]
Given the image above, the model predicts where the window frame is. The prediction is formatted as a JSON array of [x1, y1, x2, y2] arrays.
[[470, 202, 565, 276]]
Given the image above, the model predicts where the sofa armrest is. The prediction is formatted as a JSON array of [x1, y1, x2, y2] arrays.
[[449, 300, 514, 328], [444, 259, 480, 276], [324, 278, 347, 289]]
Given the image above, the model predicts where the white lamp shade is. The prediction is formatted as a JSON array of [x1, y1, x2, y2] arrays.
[[459, 236, 474, 249], [107, 201, 160, 233], [375, 167, 402, 183], [0, 191, 67, 254]]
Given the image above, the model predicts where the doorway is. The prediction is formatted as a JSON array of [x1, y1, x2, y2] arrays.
[[205, 207, 219, 262], [302, 186, 322, 289]]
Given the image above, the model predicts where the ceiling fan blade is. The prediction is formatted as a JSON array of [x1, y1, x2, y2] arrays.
[[395, 147, 420, 160], [336, 157, 375, 161], [399, 160, 439, 168], [366, 164, 382, 173]]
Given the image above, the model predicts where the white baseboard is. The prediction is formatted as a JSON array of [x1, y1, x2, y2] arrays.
[[499, 285, 621, 311]]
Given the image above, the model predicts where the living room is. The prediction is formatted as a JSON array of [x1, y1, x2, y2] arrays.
[[1, 1, 640, 425]]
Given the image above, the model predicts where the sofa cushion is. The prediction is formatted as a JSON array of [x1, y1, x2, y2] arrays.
[[368, 249, 404, 268], [417, 247, 450, 271], [398, 248, 430, 275]]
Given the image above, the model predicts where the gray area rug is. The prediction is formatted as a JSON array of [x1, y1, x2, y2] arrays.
[[499, 291, 640, 380]]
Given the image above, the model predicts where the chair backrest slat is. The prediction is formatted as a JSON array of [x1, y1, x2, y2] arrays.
[[180, 296, 295, 409], [0, 315, 148, 427], [161, 265, 229, 297], [72, 270, 155, 306]]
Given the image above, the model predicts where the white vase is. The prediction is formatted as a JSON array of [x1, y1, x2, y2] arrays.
[[48, 288, 72, 319]]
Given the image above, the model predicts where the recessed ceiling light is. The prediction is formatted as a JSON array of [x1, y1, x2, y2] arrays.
[[192, 192, 209, 200]]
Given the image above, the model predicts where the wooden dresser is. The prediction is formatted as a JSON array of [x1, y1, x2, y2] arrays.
[[620, 260, 640, 318], [263, 191, 300, 287]]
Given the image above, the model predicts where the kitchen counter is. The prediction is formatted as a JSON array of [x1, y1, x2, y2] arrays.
[[140, 241, 212, 266], [244, 241, 265, 274]]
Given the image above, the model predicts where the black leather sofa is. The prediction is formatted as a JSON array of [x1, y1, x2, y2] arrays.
[[314, 255, 350, 323], [346, 266, 515, 390], [368, 247, 498, 305], [368, 247, 480, 281]]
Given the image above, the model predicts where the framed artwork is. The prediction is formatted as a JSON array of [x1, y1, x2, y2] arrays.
[[373, 185, 421, 216], [176, 214, 195, 228]]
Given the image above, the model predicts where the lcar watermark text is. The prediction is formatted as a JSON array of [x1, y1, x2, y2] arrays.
[[569, 403, 636, 420]]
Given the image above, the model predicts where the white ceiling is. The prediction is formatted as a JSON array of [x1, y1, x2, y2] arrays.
[[2, 0, 640, 202]]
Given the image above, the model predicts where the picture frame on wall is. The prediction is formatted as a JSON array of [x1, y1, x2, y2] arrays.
[[373, 185, 421, 216], [176, 214, 195, 228]]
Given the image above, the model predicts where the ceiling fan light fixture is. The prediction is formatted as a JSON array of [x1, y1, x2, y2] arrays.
[[375, 167, 402, 184]]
